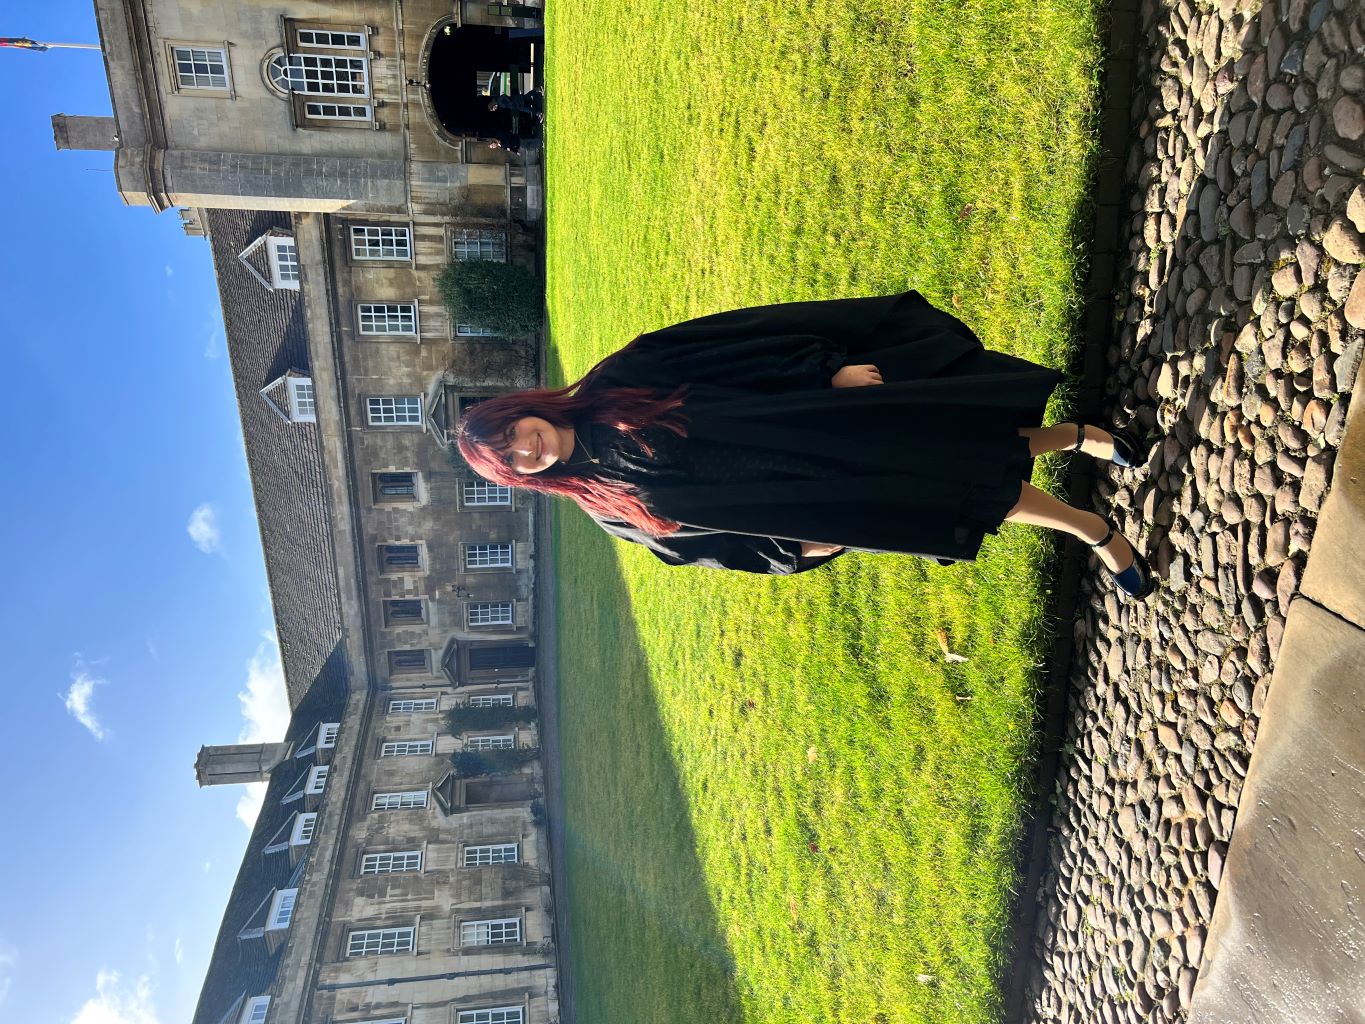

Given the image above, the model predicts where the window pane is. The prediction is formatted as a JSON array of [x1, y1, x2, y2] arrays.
[[360, 851, 423, 874], [375, 472, 417, 499], [465, 734, 515, 751], [270, 53, 368, 95], [458, 1010, 524, 1024], [372, 790, 427, 810], [468, 602, 514, 627], [305, 101, 371, 120], [359, 302, 417, 334], [174, 46, 228, 89], [463, 843, 519, 866], [460, 919, 520, 946], [380, 740, 433, 757], [347, 927, 415, 956], [351, 226, 411, 259], [388, 650, 430, 674], [451, 229, 507, 262], [388, 698, 438, 713], [463, 480, 512, 507], [367, 396, 422, 425], [464, 544, 513, 569], [469, 693, 516, 707], [298, 29, 366, 49], [382, 543, 421, 569]]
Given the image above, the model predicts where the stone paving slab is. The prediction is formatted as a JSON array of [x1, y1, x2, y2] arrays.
[[1185, 598, 1365, 1023], [1021, 0, 1365, 1021]]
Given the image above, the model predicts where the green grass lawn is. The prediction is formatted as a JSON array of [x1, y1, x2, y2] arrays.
[[544, 2, 1103, 1021]]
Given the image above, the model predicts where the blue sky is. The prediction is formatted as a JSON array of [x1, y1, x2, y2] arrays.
[[1, 6, 292, 1023]]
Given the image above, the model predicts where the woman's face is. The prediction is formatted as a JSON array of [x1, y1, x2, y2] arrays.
[[496, 416, 565, 475]]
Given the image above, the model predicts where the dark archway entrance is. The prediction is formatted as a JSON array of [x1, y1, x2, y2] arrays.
[[427, 24, 540, 140]]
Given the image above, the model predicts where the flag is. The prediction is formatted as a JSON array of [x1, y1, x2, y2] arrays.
[[0, 37, 50, 51]]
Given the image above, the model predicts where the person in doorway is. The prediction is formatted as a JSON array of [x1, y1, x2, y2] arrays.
[[454, 291, 1155, 599]]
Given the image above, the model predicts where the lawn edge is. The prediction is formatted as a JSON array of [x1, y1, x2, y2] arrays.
[[998, 2, 1144, 1021]]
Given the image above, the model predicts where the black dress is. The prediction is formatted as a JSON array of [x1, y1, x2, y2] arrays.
[[571, 290, 1062, 575]]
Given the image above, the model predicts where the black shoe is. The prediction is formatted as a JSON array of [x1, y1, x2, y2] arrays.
[[1089, 521, 1155, 600], [1069, 422, 1150, 469]]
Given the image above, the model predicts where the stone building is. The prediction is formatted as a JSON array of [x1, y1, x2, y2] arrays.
[[55, 3, 559, 1024]]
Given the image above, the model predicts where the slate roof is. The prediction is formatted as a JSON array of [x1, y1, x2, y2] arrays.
[[203, 208, 345, 709], [189, 649, 348, 1024]]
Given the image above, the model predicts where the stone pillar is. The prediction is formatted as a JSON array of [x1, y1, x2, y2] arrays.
[[194, 742, 293, 786]]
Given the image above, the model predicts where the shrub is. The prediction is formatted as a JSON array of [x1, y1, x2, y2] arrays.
[[438, 259, 541, 336], [447, 703, 537, 734]]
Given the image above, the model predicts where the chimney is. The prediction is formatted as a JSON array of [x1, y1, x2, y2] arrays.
[[194, 742, 293, 787], [52, 114, 118, 151]]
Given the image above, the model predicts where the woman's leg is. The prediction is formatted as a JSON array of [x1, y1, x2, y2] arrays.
[[1004, 481, 1136, 574], [1018, 424, 1116, 459]]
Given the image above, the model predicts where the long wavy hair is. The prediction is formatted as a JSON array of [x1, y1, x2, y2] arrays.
[[455, 353, 690, 536]]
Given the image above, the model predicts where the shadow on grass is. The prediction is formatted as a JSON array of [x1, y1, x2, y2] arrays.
[[552, 503, 745, 1022]]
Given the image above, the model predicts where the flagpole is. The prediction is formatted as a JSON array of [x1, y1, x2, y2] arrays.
[[39, 42, 102, 50]]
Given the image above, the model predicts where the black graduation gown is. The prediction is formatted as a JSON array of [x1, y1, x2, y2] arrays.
[[576, 290, 1061, 574]]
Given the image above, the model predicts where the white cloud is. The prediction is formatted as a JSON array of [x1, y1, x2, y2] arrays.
[[163, 264, 174, 277], [172, 938, 184, 968], [62, 669, 107, 740], [233, 636, 290, 828], [69, 970, 160, 1024], [186, 504, 221, 554]]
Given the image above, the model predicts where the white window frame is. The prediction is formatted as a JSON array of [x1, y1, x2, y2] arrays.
[[465, 734, 515, 751], [304, 101, 372, 121], [468, 602, 514, 627], [239, 996, 270, 1024], [372, 790, 428, 811], [455, 323, 498, 338], [267, 236, 300, 289], [291, 812, 317, 846], [458, 1010, 523, 1024], [367, 396, 423, 426], [460, 918, 521, 946], [360, 850, 423, 875], [388, 698, 438, 713], [297, 28, 367, 50], [351, 225, 412, 260], [305, 764, 329, 794], [463, 843, 519, 867], [381, 740, 433, 757], [171, 45, 230, 91], [358, 302, 418, 336], [463, 543, 513, 570], [269, 53, 369, 96], [267, 887, 298, 930], [451, 229, 507, 262], [319, 723, 339, 748], [287, 376, 316, 422], [346, 926, 415, 957], [462, 480, 513, 507], [469, 693, 516, 708]]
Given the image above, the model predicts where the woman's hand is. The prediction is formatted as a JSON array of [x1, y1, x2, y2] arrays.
[[800, 541, 844, 558], [831, 364, 884, 388]]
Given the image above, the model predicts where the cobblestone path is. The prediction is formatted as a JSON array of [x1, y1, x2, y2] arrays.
[[1022, 1, 1365, 1022]]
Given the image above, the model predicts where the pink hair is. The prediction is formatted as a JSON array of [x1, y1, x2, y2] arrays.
[[455, 354, 690, 535]]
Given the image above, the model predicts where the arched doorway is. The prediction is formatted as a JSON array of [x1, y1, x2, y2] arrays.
[[426, 21, 540, 142]]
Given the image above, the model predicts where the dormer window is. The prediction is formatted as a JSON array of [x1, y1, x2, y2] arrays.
[[238, 996, 270, 1024], [320, 723, 339, 748], [287, 377, 316, 422], [267, 236, 300, 289], [267, 888, 298, 930], [306, 764, 329, 795], [291, 812, 317, 846]]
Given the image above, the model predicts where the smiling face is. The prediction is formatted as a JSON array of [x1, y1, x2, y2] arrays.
[[497, 416, 566, 475]]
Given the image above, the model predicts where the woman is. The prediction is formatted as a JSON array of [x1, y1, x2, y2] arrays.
[[455, 290, 1154, 599]]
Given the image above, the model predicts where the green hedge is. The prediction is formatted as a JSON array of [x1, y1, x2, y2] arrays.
[[451, 747, 540, 778], [447, 703, 537, 734], [438, 259, 541, 336]]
